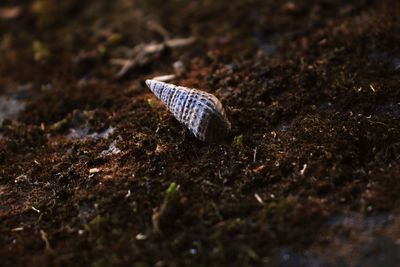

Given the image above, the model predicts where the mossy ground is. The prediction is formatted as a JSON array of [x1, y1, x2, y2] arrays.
[[1, 0, 400, 266]]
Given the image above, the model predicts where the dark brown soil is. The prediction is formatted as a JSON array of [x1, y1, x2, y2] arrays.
[[1, 1, 400, 266]]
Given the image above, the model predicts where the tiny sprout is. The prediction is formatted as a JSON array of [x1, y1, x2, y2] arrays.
[[233, 134, 244, 148], [165, 182, 178, 201], [49, 118, 68, 131], [40, 84, 51, 92], [107, 33, 123, 45], [147, 98, 154, 109], [97, 45, 107, 59], [33, 40, 50, 62]]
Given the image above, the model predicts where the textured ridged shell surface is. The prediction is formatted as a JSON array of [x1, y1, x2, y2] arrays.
[[145, 79, 231, 142]]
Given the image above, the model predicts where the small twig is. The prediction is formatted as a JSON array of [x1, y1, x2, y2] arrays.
[[146, 20, 171, 40], [40, 230, 53, 251], [165, 37, 196, 48], [31, 206, 41, 213], [254, 193, 265, 205], [151, 74, 176, 82], [115, 60, 136, 79], [110, 58, 131, 66], [113, 37, 196, 79], [369, 84, 376, 93], [300, 164, 307, 175]]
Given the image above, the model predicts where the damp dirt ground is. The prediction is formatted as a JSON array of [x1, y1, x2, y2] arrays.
[[1, 1, 400, 266]]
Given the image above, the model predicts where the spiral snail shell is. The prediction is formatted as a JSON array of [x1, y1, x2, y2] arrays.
[[145, 79, 231, 142]]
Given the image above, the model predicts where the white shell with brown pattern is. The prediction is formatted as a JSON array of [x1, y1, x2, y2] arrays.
[[145, 79, 231, 142]]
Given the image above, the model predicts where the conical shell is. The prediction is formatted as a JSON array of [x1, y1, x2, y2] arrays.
[[145, 79, 231, 142]]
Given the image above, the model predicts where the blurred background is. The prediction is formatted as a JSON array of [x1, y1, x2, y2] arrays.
[[1, 1, 400, 266]]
